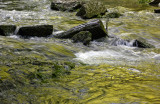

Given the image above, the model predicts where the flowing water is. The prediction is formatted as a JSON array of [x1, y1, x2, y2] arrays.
[[0, 0, 160, 104]]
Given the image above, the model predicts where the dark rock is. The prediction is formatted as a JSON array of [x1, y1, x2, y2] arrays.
[[0, 25, 16, 36], [154, 9, 160, 13], [71, 31, 92, 45], [17, 25, 53, 37], [105, 12, 122, 18], [110, 34, 155, 48], [51, 0, 82, 12], [76, 1, 107, 19], [149, 0, 160, 6], [54, 19, 108, 40], [132, 39, 155, 48]]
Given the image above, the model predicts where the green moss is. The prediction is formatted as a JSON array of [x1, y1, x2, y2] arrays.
[[76, 1, 107, 19], [105, 12, 122, 18]]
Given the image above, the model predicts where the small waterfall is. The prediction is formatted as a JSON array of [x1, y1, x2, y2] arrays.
[[109, 37, 138, 47]]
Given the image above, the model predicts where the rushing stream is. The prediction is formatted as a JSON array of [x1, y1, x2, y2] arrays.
[[0, 0, 160, 104]]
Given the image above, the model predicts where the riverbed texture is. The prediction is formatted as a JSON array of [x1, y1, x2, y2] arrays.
[[0, 0, 160, 104]]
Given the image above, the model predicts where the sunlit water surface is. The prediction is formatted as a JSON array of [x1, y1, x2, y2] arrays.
[[0, 0, 160, 103]]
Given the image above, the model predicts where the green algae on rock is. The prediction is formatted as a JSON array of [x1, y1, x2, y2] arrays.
[[105, 12, 122, 18], [71, 31, 92, 45], [76, 1, 107, 19]]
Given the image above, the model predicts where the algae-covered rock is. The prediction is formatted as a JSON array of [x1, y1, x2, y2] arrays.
[[51, 0, 82, 12], [54, 19, 108, 40], [71, 31, 92, 45], [76, 1, 107, 19], [17, 25, 53, 37], [0, 25, 16, 36], [105, 12, 122, 18]]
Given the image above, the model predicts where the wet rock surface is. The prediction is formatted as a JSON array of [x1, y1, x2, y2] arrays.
[[76, 1, 107, 19], [17, 25, 53, 38], [71, 31, 92, 45], [51, 0, 82, 12], [0, 25, 16, 36], [54, 19, 108, 40]]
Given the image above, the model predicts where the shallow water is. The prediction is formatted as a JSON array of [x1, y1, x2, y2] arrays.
[[0, 0, 160, 103]]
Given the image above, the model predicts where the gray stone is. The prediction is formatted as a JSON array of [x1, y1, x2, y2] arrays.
[[54, 19, 108, 40], [51, 0, 82, 12]]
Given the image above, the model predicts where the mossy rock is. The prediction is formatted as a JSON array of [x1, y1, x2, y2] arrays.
[[76, 1, 107, 19], [51, 0, 82, 12], [0, 25, 16, 36], [71, 31, 92, 45], [105, 12, 122, 18]]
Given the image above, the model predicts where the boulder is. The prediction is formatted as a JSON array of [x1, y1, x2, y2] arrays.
[[154, 9, 160, 13], [71, 31, 92, 45], [51, 0, 82, 12], [17, 25, 53, 37], [76, 1, 107, 19], [149, 0, 160, 6], [0, 25, 16, 36], [54, 19, 108, 40]]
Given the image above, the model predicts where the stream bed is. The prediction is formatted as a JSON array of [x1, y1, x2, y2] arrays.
[[0, 0, 160, 104]]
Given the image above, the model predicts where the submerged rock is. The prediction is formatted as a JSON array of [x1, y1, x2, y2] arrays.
[[51, 0, 82, 12], [54, 19, 108, 40], [149, 0, 160, 7], [76, 1, 107, 19], [71, 31, 92, 45], [17, 25, 53, 37], [0, 25, 16, 36]]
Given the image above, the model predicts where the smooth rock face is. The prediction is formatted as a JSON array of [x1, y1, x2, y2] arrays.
[[149, 0, 160, 6], [154, 9, 160, 13], [76, 1, 107, 19], [0, 25, 16, 36], [51, 0, 82, 12], [17, 25, 53, 37], [54, 19, 108, 40], [71, 31, 92, 45]]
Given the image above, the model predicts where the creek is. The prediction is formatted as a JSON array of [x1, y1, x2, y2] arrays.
[[0, 0, 160, 103]]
